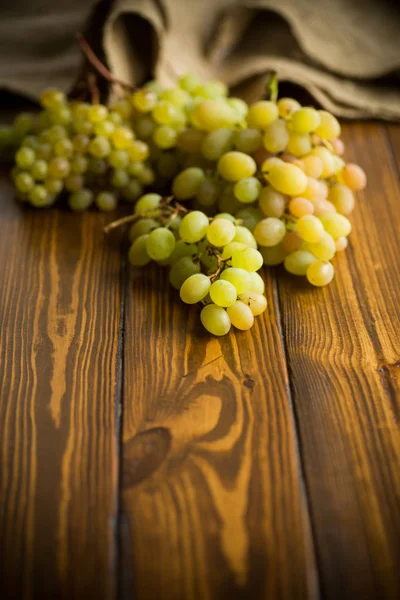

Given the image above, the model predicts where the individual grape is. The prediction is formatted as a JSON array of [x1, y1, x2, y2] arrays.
[[200, 304, 231, 336], [265, 163, 308, 196], [340, 163, 367, 190], [238, 292, 267, 316], [168, 239, 197, 263], [146, 227, 176, 260], [65, 174, 84, 192], [15, 172, 34, 193], [180, 273, 211, 303], [277, 97, 301, 118], [214, 212, 236, 223], [128, 234, 151, 267], [286, 132, 312, 157], [72, 134, 90, 153], [153, 126, 177, 149], [210, 280, 237, 307], [227, 98, 248, 119], [310, 147, 335, 178], [88, 158, 108, 175], [194, 80, 228, 98], [282, 232, 302, 253], [234, 128, 262, 153], [94, 120, 116, 137], [128, 161, 145, 177], [16, 147, 35, 168], [68, 189, 94, 211], [247, 101, 278, 129], [206, 218, 236, 246], [134, 193, 162, 216], [313, 199, 337, 216], [50, 106, 71, 126], [218, 151, 256, 182], [221, 241, 247, 260], [196, 178, 220, 207], [131, 89, 158, 112], [307, 260, 334, 286], [235, 207, 262, 231], [289, 107, 321, 133], [308, 232, 336, 261], [137, 166, 155, 186], [21, 134, 39, 150], [152, 101, 179, 125], [234, 177, 262, 204], [192, 100, 237, 131], [40, 88, 66, 110], [227, 301, 254, 330], [258, 186, 287, 218], [302, 155, 323, 178], [160, 87, 190, 107], [46, 125, 67, 144], [54, 138, 73, 158], [179, 210, 209, 243], [231, 248, 263, 271], [179, 73, 201, 92], [315, 111, 341, 140], [129, 218, 159, 242], [48, 157, 70, 179], [297, 215, 325, 243], [143, 79, 164, 95], [111, 127, 134, 150], [319, 214, 352, 239], [328, 183, 355, 215], [122, 180, 144, 202], [111, 169, 130, 188], [135, 116, 156, 139], [289, 197, 314, 217], [72, 118, 93, 135], [284, 250, 317, 275], [36, 143, 53, 161], [253, 218, 286, 247], [169, 256, 200, 289], [201, 128, 234, 161], [96, 191, 118, 212], [44, 178, 63, 194], [87, 104, 109, 123], [220, 268, 251, 294], [109, 150, 129, 169], [263, 119, 290, 153], [70, 102, 89, 120], [330, 138, 345, 156], [30, 160, 48, 180], [112, 99, 133, 120], [259, 244, 287, 266], [335, 237, 348, 252], [233, 225, 257, 248], [70, 155, 88, 174], [89, 136, 111, 158], [172, 167, 205, 200], [248, 272, 265, 294]]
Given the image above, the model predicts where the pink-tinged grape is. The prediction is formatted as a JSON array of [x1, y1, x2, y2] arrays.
[[263, 119, 290, 153], [330, 138, 345, 156], [31, 160, 48, 181], [313, 199, 337, 216], [40, 88, 66, 110], [289, 107, 321, 133], [96, 191, 118, 212], [310, 146, 335, 178], [306, 260, 334, 286], [286, 132, 312, 157], [153, 126, 177, 149], [319, 214, 352, 239], [87, 104, 108, 123], [340, 163, 367, 190], [235, 207, 262, 231], [180, 273, 211, 304], [201, 128, 235, 160], [111, 127, 134, 150], [284, 250, 317, 275], [131, 89, 157, 112], [129, 218, 159, 242], [134, 193, 162, 216], [128, 234, 151, 267], [227, 301, 254, 330], [234, 128, 262, 153], [280, 153, 298, 164], [258, 186, 287, 218], [302, 155, 323, 178], [328, 183, 355, 215], [48, 157, 70, 179], [200, 304, 231, 336], [315, 111, 341, 140], [282, 232, 302, 253], [231, 248, 263, 272], [221, 241, 247, 260], [65, 174, 84, 192], [15, 172, 34, 193], [234, 177, 262, 203], [68, 189, 94, 212], [44, 178, 63, 194], [302, 177, 326, 202], [177, 129, 206, 153], [210, 280, 237, 307], [146, 227, 176, 261], [247, 101, 278, 129], [277, 97, 301, 118], [308, 232, 336, 261], [297, 215, 325, 243], [248, 271, 265, 294], [197, 178, 220, 207], [207, 218, 236, 246], [173, 167, 205, 200], [239, 292, 267, 316], [218, 151, 256, 182], [16, 147, 35, 168], [192, 100, 237, 131], [220, 267, 251, 294], [179, 210, 209, 243], [335, 237, 348, 252], [169, 256, 200, 289], [253, 218, 286, 247], [265, 163, 308, 196], [289, 197, 314, 217], [233, 226, 257, 248], [259, 243, 287, 266]]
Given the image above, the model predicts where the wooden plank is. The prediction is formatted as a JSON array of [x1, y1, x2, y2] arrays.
[[277, 123, 400, 600], [0, 176, 122, 599], [121, 263, 319, 598]]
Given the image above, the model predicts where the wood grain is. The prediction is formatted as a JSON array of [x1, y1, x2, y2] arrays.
[[0, 177, 122, 599], [277, 123, 400, 600]]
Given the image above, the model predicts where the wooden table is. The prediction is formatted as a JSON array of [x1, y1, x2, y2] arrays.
[[0, 122, 399, 600]]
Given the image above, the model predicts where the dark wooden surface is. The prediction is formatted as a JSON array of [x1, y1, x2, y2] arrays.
[[0, 122, 399, 600]]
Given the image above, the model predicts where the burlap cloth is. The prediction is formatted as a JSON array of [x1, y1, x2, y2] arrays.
[[1, 0, 399, 120]]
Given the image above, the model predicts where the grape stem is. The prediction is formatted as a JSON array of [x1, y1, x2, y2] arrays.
[[208, 254, 226, 282], [103, 196, 189, 233], [87, 73, 100, 105], [266, 71, 278, 103]]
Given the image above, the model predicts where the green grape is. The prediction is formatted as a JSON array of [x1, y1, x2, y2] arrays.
[[328, 183, 355, 215], [128, 161, 145, 177], [68, 189, 93, 211], [128, 141, 149, 162], [231, 248, 263, 272], [146, 228, 176, 261], [259, 243, 287, 266], [277, 97, 301, 118], [111, 127, 134, 150], [235, 207, 262, 231], [210, 280, 237, 307], [131, 89, 158, 112], [48, 157, 70, 179], [129, 218, 159, 242], [44, 178, 63, 194], [87, 104, 109, 123], [31, 160, 48, 180], [233, 226, 257, 249], [227, 301, 254, 330], [65, 174, 84, 192], [194, 80, 228, 99], [70, 154, 88, 174], [234, 177, 262, 204], [307, 260, 334, 286], [70, 102, 89, 120], [122, 180, 143, 202], [310, 147, 335, 178], [47, 126, 67, 144], [214, 213, 236, 223], [50, 106, 71, 126], [265, 163, 308, 196], [172, 167, 205, 200], [169, 256, 200, 289], [13, 113, 36, 136], [192, 100, 237, 131], [135, 193, 162, 216], [201, 128, 234, 160], [16, 147, 35, 168], [180, 273, 211, 303], [238, 292, 267, 316], [308, 232, 336, 261], [72, 118, 93, 135], [253, 218, 286, 247], [196, 178, 220, 207], [319, 214, 351, 239], [199, 248, 218, 273], [297, 215, 325, 243], [284, 250, 317, 275], [111, 99, 133, 120], [227, 98, 248, 119], [137, 166, 155, 185], [315, 111, 341, 140], [143, 80, 164, 95], [96, 191, 118, 212], [168, 214, 182, 238], [94, 120, 115, 137], [21, 134, 39, 150], [111, 169, 130, 188], [234, 128, 262, 153], [89, 136, 111, 158], [40, 88, 66, 110], [134, 116, 155, 139], [221, 242, 247, 260], [200, 304, 231, 336], [179, 211, 209, 243], [258, 186, 287, 218], [160, 88, 190, 107], [54, 138, 73, 158], [109, 150, 129, 169], [168, 239, 198, 263], [248, 272, 265, 294], [36, 143, 53, 161], [88, 158, 108, 175], [15, 172, 34, 193], [289, 108, 321, 133], [29, 184, 49, 207], [177, 129, 206, 153], [339, 163, 366, 191], [263, 119, 290, 153], [220, 267, 251, 294], [153, 126, 177, 149], [206, 218, 236, 246], [247, 101, 278, 129], [128, 234, 151, 267], [288, 197, 314, 217], [179, 73, 201, 92], [108, 111, 124, 126], [286, 132, 312, 157], [218, 152, 256, 182], [152, 102, 179, 125]]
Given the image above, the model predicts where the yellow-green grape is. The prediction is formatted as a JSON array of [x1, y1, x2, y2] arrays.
[[94, 120, 116, 137], [263, 119, 290, 153], [28, 186, 52, 207], [70, 155, 88, 174], [70, 102, 89, 120], [319, 214, 352, 239], [65, 174, 84, 192], [313, 199, 337, 217], [134, 193, 162, 216], [310, 146, 335, 178], [339, 163, 367, 191], [153, 126, 177, 149], [286, 132, 312, 157], [238, 292, 267, 316], [227, 98, 248, 119], [200, 304, 231, 336], [177, 129, 206, 153], [179, 73, 201, 92], [330, 138, 345, 156], [201, 128, 235, 160], [72, 134, 90, 153], [89, 158, 108, 175], [234, 128, 262, 153], [48, 157, 70, 179], [282, 232, 303, 253], [218, 151, 256, 182], [234, 177, 262, 204], [214, 213, 236, 222], [47, 125, 67, 144], [88, 136, 111, 159], [129, 218, 159, 242], [284, 250, 317, 275], [194, 80, 228, 99], [233, 225, 257, 249], [134, 116, 155, 139], [206, 218, 236, 246], [247, 101, 278, 129], [54, 138, 73, 158], [335, 237, 348, 252], [258, 186, 287, 218], [128, 234, 151, 267], [220, 267, 251, 294], [15, 147, 35, 169], [152, 101, 179, 125], [50, 106, 71, 125], [253, 218, 286, 247], [277, 97, 301, 118], [179, 210, 209, 243], [289, 107, 321, 133], [109, 150, 129, 169], [31, 160, 48, 181], [210, 280, 237, 307], [113, 99, 133, 120], [36, 143, 53, 161], [146, 227, 176, 261], [128, 161, 145, 177], [306, 260, 334, 286], [315, 111, 341, 140], [308, 232, 336, 261], [168, 239, 197, 263], [14, 113, 36, 136], [111, 169, 130, 188], [297, 215, 325, 243], [231, 248, 263, 272], [169, 257, 200, 289], [227, 301, 254, 330], [221, 241, 247, 260], [44, 178, 63, 194], [143, 80, 164, 95], [265, 163, 308, 196], [289, 197, 314, 217], [122, 180, 143, 202], [68, 189, 94, 212], [248, 272, 265, 294], [235, 207, 263, 231], [172, 167, 205, 200], [96, 191, 118, 212], [137, 166, 155, 186], [160, 88, 190, 107], [72, 117, 93, 135], [128, 140, 149, 162], [40, 88, 66, 110], [196, 178, 220, 207], [110, 127, 134, 150], [302, 155, 323, 178], [180, 273, 211, 304], [192, 100, 237, 131], [131, 89, 157, 112], [15, 172, 34, 193], [21, 135, 39, 150], [87, 104, 109, 123], [261, 157, 284, 172], [259, 243, 287, 266], [328, 183, 355, 215]]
